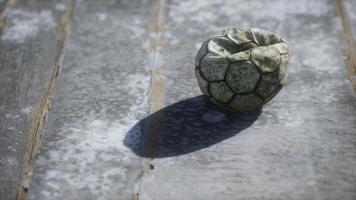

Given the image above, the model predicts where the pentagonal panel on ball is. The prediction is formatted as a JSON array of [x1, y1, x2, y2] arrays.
[[226, 61, 261, 93], [200, 52, 229, 81], [209, 81, 235, 103]]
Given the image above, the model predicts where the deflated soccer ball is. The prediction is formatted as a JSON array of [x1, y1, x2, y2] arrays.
[[195, 28, 289, 112]]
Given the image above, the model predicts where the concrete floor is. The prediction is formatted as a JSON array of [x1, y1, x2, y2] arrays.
[[1, 0, 356, 200]]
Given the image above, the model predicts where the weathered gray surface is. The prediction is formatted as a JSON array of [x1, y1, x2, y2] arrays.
[[131, 0, 356, 200], [13, 0, 356, 200], [343, 0, 356, 94], [0, 0, 67, 199], [345, 0, 356, 36], [28, 0, 152, 199]]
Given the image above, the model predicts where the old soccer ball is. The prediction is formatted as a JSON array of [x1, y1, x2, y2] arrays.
[[195, 28, 289, 112]]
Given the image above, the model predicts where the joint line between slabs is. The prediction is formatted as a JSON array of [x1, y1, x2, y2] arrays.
[[16, 1, 76, 199]]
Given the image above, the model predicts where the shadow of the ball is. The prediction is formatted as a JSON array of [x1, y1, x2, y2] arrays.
[[123, 95, 261, 158]]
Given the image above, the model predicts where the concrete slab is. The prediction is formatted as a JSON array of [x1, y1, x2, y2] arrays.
[[0, 0, 68, 199], [126, 0, 356, 200], [341, 0, 356, 93], [28, 0, 152, 199], [345, 0, 356, 36], [27, 0, 356, 200]]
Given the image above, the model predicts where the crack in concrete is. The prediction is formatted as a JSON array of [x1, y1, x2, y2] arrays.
[[16, 1, 76, 199]]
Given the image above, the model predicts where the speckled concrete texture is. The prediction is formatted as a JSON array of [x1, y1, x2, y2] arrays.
[[0, 1, 68, 199], [28, 0, 151, 199], [130, 0, 356, 200], [28, 0, 356, 200]]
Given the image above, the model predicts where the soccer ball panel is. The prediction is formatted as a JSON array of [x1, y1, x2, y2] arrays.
[[229, 93, 264, 112], [263, 84, 282, 104], [256, 72, 280, 98], [250, 28, 283, 46], [226, 61, 261, 93], [251, 46, 281, 73], [228, 50, 250, 62], [226, 28, 253, 45], [208, 36, 239, 56], [209, 81, 235, 103], [195, 41, 208, 67], [239, 42, 258, 51], [195, 69, 210, 96], [271, 42, 289, 55], [208, 36, 257, 57], [279, 54, 289, 85], [200, 52, 229, 81]]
